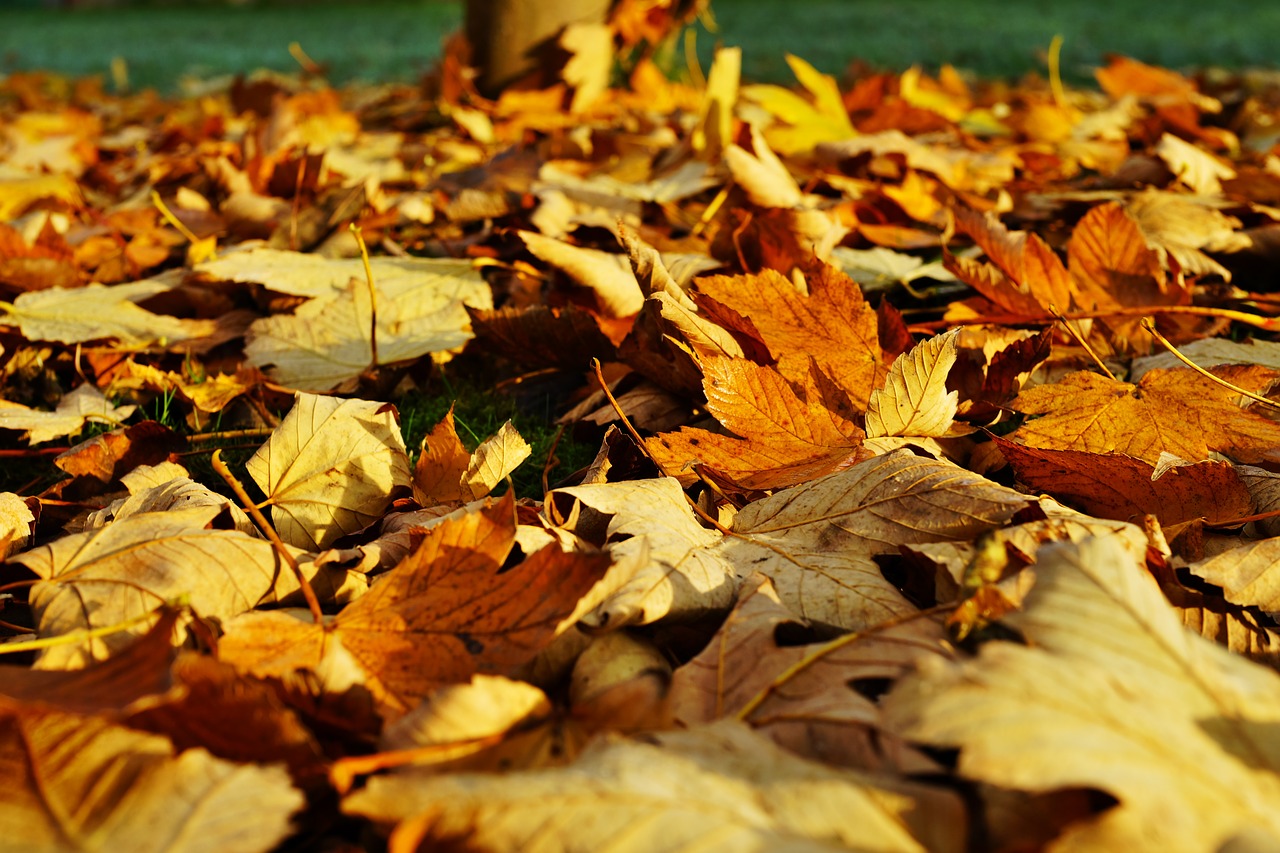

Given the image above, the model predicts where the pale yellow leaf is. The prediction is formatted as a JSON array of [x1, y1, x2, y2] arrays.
[[866, 328, 962, 438], [242, 256, 490, 392], [0, 492, 34, 558], [344, 720, 964, 853], [9, 505, 361, 669], [560, 22, 613, 113], [461, 420, 531, 500], [724, 125, 804, 208], [246, 393, 412, 550], [518, 231, 644, 318], [0, 280, 215, 347], [1155, 132, 1236, 195], [693, 47, 740, 157], [884, 534, 1280, 852], [0, 384, 135, 445]]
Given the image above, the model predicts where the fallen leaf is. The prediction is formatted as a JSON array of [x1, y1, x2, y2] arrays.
[[344, 720, 965, 853], [884, 534, 1280, 851], [9, 505, 359, 669], [246, 392, 412, 550], [693, 262, 886, 408], [669, 573, 950, 771], [866, 328, 964, 438], [647, 355, 867, 490], [219, 494, 610, 716], [0, 383, 135, 445], [997, 439, 1254, 527], [1011, 367, 1280, 465], [0, 280, 216, 347], [0, 706, 303, 853]]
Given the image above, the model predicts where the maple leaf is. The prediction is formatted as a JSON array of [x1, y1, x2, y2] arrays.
[[8, 504, 361, 670], [0, 279, 217, 347], [246, 392, 412, 551], [866, 328, 965, 440], [669, 573, 951, 771], [344, 720, 965, 853], [218, 494, 610, 717], [0, 706, 303, 853], [554, 450, 1029, 632], [1010, 367, 1280, 465], [884, 534, 1280, 850], [647, 355, 867, 490], [0, 492, 35, 558], [997, 439, 1254, 528], [199, 248, 491, 391], [0, 383, 135, 445], [741, 54, 858, 155], [412, 409, 532, 505], [693, 262, 887, 408]]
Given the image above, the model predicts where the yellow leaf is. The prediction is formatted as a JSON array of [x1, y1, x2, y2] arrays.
[[247, 393, 412, 551]]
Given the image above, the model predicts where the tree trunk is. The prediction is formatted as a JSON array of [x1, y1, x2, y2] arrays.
[[464, 0, 612, 97]]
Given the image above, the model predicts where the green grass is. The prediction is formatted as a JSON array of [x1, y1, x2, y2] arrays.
[[3, 0, 1280, 92]]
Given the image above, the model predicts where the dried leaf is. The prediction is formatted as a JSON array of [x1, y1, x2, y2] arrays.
[[246, 392, 412, 550], [885, 534, 1280, 851], [1011, 368, 1280, 465], [344, 720, 964, 853]]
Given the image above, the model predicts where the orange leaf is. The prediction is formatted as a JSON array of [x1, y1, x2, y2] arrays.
[[1011, 367, 1280, 465], [220, 494, 610, 717], [647, 355, 866, 490], [693, 261, 886, 407]]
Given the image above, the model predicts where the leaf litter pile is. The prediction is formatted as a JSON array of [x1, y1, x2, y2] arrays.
[[10, 8, 1280, 851]]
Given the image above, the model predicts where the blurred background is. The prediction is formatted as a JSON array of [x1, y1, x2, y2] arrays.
[[2, 0, 1280, 92]]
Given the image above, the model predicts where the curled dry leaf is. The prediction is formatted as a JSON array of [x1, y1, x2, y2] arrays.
[[669, 573, 950, 772], [0, 383, 135, 445], [518, 230, 644, 318], [884, 534, 1280, 851], [246, 392, 412, 550], [553, 449, 1029, 632]]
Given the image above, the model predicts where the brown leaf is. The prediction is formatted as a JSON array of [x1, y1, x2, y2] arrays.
[[997, 439, 1254, 527], [0, 706, 303, 853], [219, 494, 610, 717], [412, 407, 470, 506], [344, 720, 965, 853], [669, 573, 950, 772], [247, 392, 412, 550]]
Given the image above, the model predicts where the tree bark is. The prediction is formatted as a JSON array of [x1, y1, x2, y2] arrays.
[[464, 0, 612, 97]]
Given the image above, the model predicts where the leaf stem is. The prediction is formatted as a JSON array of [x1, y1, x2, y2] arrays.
[[1141, 318, 1280, 410], [351, 222, 379, 369], [0, 605, 171, 656], [210, 449, 325, 625]]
